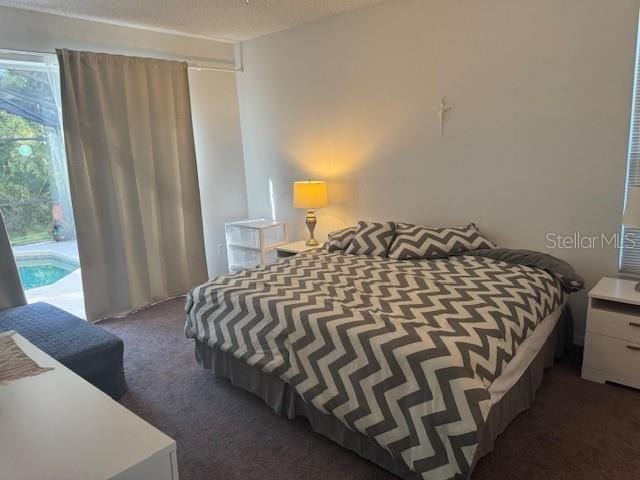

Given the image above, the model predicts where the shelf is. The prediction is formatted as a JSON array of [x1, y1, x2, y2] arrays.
[[227, 243, 261, 251], [225, 219, 287, 230], [225, 219, 289, 274], [227, 241, 289, 252]]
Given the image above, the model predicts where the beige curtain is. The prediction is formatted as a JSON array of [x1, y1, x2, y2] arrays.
[[57, 49, 208, 321], [0, 211, 26, 310]]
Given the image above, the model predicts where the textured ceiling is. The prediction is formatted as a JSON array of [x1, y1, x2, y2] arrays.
[[0, 0, 385, 42]]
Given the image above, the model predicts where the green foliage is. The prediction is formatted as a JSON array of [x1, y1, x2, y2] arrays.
[[0, 69, 56, 246]]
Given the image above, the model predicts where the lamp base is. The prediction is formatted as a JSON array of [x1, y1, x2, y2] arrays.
[[305, 209, 319, 247]]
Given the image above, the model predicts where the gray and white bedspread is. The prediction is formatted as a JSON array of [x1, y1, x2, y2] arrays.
[[185, 250, 566, 480]]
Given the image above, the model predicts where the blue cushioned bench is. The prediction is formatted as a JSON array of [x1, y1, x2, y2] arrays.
[[0, 302, 127, 399]]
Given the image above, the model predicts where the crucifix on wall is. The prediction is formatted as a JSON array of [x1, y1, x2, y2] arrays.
[[434, 97, 453, 137]]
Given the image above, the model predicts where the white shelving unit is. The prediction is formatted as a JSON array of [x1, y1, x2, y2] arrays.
[[225, 219, 289, 273]]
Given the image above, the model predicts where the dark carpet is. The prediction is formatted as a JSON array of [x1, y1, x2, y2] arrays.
[[100, 297, 640, 480]]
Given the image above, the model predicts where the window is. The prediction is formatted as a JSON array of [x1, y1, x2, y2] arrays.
[[621, 24, 640, 274]]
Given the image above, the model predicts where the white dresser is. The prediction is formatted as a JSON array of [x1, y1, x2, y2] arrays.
[[581, 277, 640, 389], [0, 333, 178, 480]]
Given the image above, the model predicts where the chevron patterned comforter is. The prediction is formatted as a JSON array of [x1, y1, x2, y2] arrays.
[[185, 250, 566, 480]]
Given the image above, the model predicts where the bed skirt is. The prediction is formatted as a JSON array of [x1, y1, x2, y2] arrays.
[[194, 307, 572, 480]]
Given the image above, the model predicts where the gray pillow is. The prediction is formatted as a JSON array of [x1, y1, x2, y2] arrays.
[[345, 221, 396, 257], [326, 226, 356, 252], [388, 223, 495, 260]]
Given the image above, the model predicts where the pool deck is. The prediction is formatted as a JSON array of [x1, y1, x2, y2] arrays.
[[13, 239, 80, 261], [13, 239, 86, 319]]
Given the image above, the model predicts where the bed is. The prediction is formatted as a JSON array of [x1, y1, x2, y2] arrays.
[[185, 248, 581, 480]]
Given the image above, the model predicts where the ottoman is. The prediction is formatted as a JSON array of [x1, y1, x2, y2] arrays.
[[0, 302, 127, 399]]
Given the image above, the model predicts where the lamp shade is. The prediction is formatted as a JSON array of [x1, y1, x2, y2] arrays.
[[293, 181, 328, 209], [624, 186, 640, 228]]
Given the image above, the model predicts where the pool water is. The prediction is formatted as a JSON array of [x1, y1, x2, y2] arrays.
[[19, 264, 72, 290], [16, 255, 79, 290]]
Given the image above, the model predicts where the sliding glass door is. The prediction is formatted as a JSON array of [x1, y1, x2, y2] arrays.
[[0, 54, 84, 318]]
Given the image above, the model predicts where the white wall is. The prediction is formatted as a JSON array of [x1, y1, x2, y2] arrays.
[[189, 69, 248, 276], [237, 0, 640, 340], [0, 6, 248, 276]]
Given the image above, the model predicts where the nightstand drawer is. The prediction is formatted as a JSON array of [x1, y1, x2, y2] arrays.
[[583, 333, 640, 381], [587, 299, 640, 343]]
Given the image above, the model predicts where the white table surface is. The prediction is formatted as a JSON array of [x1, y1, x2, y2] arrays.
[[0, 332, 176, 480], [589, 277, 640, 306], [277, 240, 320, 253]]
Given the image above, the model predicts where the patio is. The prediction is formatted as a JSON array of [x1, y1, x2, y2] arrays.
[[13, 239, 85, 319]]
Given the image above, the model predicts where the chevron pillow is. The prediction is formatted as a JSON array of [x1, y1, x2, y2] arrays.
[[388, 223, 495, 260], [326, 226, 356, 252], [345, 221, 396, 257]]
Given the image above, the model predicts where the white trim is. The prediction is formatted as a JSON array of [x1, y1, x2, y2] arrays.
[[0, 47, 242, 73], [0, 58, 57, 71]]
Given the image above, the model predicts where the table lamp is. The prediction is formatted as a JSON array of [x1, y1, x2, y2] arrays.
[[623, 186, 640, 291], [293, 180, 328, 246]]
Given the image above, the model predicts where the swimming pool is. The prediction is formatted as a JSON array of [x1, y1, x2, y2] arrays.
[[15, 254, 80, 290]]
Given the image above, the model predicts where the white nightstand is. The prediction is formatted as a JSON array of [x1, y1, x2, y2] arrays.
[[581, 277, 640, 389], [276, 241, 321, 259]]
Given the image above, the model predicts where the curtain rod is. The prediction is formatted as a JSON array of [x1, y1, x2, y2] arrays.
[[0, 48, 242, 73]]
